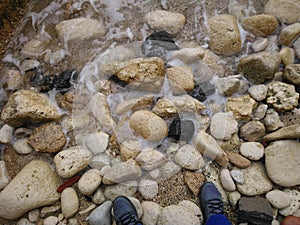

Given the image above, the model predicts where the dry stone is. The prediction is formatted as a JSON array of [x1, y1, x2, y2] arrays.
[[239, 121, 266, 142], [226, 95, 257, 121], [0, 160, 60, 220], [208, 14, 242, 55], [166, 66, 195, 94], [279, 47, 295, 65], [279, 23, 300, 46], [248, 84, 268, 101], [226, 151, 251, 169], [116, 95, 154, 115], [210, 112, 238, 141], [284, 64, 300, 85], [61, 187, 79, 218], [135, 149, 166, 171], [242, 14, 278, 37], [263, 124, 300, 142], [78, 169, 102, 195], [174, 144, 204, 170], [1, 90, 61, 127], [142, 201, 163, 225], [266, 190, 292, 209]]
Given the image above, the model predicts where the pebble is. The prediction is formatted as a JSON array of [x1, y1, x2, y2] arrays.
[[3, 69, 22, 91], [138, 179, 159, 200], [120, 140, 141, 161], [193, 131, 229, 167], [230, 169, 245, 184], [102, 159, 142, 184], [166, 66, 195, 94], [172, 47, 205, 64], [89, 201, 112, 225], [54, 146, 92, 178], [55, 18, 106, 43], [279, 189, 300, 216], [252, 38, 268, 52], [158, 205, 200, 225], [248, 84, 268, 101], [226, 95, 257, 121], [116, 95, 154, 115], [135, 149, 166, 171], [17, 218, 35, 225], [152, 98, 179, 118], [228, 191, 241, 208], [263, 124, 300, 142], [208, 14, 242, 55], [85, 131, 109, 155], [61, 187, 79, 218], [171, 94, 205, 114], [0, 124, 13, 144], [178, 200, 203, 223], [28, 209, 39, 223], [238, 51, 281, 84], [1, 90, 61, 127], [0, 161, 10, 191], [103, 180, 137, 200], [78, 169, 102, 195], [43, 216, 58, 225], [266, 81, 299, 112], [142, 201, 163, 225], [265, 140, 300, 187], [240, 142, 264, 161], [0, 160, 60, 220], [215, 77, 240, 97], [284, 64, 300, 85], [220, 169, 236, 192], [210, 112, 238, 140], [294, 37, 300, 59], [265, 0, 300, 24], [174, 144, 204, 170], [129, 110, 168, 141], [242, 14, 278, 37], [281, 216, 300, 225], [279, 47, 295, 65], [226, 151, 251, 169], [40, 205, 60, 218], [145, 10, 186, 34], [253, 104, 268, 120], [266, 190, 292, 209], [237, 162, 273, 196], [13, 138, 33, 154], [239, 120, 266, 142], [264, 109, 284, 132], [92, 188, 106, 204], [28, 123, 66, 153], [220, 133, 240, 152], [279, 23, 300, 46]]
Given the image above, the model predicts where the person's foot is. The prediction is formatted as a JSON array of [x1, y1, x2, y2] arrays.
[[199, 182, 224, 221], [113, 196, 141, 225]]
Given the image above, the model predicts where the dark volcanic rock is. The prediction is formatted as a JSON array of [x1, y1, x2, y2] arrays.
[[237, 197, 273, 225], [168, 117, 195, 142], [188, 81, 215, 102]]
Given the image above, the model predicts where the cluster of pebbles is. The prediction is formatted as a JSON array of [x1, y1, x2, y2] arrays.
[[0, 0, 300, 224]]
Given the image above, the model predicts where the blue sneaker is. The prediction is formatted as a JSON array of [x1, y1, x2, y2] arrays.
[[113, 196, 142, 225], [200, 182, 224, 221]]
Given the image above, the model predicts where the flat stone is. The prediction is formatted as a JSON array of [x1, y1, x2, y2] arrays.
[[240, 142, 264, 161], [55, 18, 106, 43], [210, 112, 238, 140], [263, 124, 300, 142], [0, 160, 60, 220], [1, 90, 61, 127], [145, 10, 185, 34], [242, 14, 278, 37], [28, 123, 66, 153], [89, 154, 111, 170], [166, 66, 195, 94], [13, 138, 33, 155], [138, 179, 159, 200], [129, 110, 168, 142], [78, 169, 102, 195], [284, 64, 300, 85], [265, 0, 300, 24], [89, 201, 112, 225], [265, 140, 300, 187], [253, 104, 268, 120], [171, 95, 205, 114], [237, 197, 273, 225], [61, 187, 79, 218], [237, 162, 273, 196], [240, 121, 266, 142], [183, 170, 205, 196], [160, 160, 181, 179], [135, 149, 166, 171], [266, 190, 292, 209], [264, 109, 284, 132], [178, 200, 203, 223], [230, 169, 244, 184], [226, 95, 257, 121], [248, 84, 268, 101], [267, 81, 299, 112], [142, 201, 163, 225], [93, 188, 105, 205], [208, 14, 242, 55], [279, 23, 300, 46], [54, 146, 92, 178], [238, 51, 281, 84], [226, 151, 251, 169], [102, 159, 142, 184]]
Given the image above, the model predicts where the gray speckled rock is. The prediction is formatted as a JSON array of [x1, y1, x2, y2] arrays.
[[0, 124, 13, 144], [89, 201, 112, 225], [264, 109, 284, 132], [220, 168, 236, 191], [248, 84, 268, 101], [239, 120, 266, 142], [135, 149, 166, 171], [265, 140, 300, 187], [78, 169, 102, 195], [240, 142, 264, 161], [0, 160, 60, 220], [284, 64, 300, 85], [237, 162, 273, 196]]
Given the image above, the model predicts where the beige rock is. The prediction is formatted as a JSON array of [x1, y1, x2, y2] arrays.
[[152, 98, 179, 118], [284, 64, 300, 85], [135, 149, 166, 170], [240, 142, 264, 161], [266, 190, 292, 209], [263, 124, 300, 142], [120, 140, 141, 161], [0, 161, 10, 191], [28, 123, 66, 153], [252, 38, 268, 52], [166, 66, 195, 94], [193, 131, 229, 167], [178, 200, 203, 223], [145, 10, 185, 34], [142, 201, 163, 225], [238, 51, 281, 84], [237, 162, 273, 196], [3, 69, 23, 91], [226, 95, 257, 121], [184, 170, 205, 196], [210, 112, 238, 140], [0, 124, 13, 144], [21, 38, 50, 57], [138, 179, 159, 200], [242, 14, 278, 37], [208, 14, 242, 55], [0, 160, 60, 220], [1, 90, 61, 127], [279, 47, 295, 65], [215, 77, 240, 97], [174, 144, 205, 170], [220, 169, 236, 192], [13, 138, 33, 154], [226, 151, 251, 169], [279, 23, 300, 46], [219, 133, 241, 151], [78, 169, 102, 195], [171, 95, 205, 114], [129, 110, 168, 142], [172, 47, 205, 64], [265, 140, 300, 187], [265, 0, 300, 24], [55, 18, 106, 42], [239, 120, 266, 142], [85, 131, 109, 155], [54, 146, 92, 178], [61, 187, 79, 218], [116, 95, 155, 115]]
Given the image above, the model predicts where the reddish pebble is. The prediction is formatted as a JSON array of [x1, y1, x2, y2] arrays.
[[281, 216, 300, 225]]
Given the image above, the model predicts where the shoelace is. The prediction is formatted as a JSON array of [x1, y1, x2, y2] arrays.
[[207, 199, 224, 215], [118, 212, 138, 225]]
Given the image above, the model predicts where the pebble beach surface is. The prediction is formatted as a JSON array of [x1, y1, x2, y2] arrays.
[[0, 0, 300, 225]]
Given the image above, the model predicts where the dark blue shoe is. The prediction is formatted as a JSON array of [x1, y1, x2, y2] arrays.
[[113, 196, 142, 225], [200, 182, 224, 221]]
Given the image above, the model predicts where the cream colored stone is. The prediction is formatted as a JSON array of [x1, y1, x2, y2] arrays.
[[61, 187, 79, 218], [78, 169, 102, 195], [116, 95, 154, 115], [279, 47, 295, 65], [226, 95, 257, 121], [166, 66, 195, 94], [135, 149, 166, 170], [152, 98, 179, 118]]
